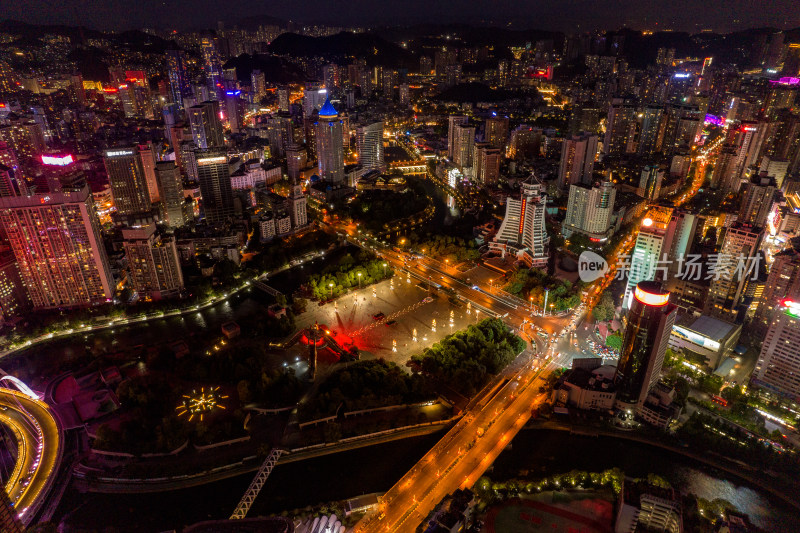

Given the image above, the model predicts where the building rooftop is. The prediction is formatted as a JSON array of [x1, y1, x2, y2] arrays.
[[318, 96, 338, 119], [685, 315, 737, 341]]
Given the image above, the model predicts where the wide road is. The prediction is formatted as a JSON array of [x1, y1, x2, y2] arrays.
[[0, 387, 61, 525]]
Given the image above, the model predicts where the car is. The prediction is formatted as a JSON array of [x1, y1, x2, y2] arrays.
[[385, 320, 397, 326], [372, 312, 385, 320]]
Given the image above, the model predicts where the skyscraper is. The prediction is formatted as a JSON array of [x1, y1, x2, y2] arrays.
[[315, 97, 344, 183], [447, 115, 468, 159], [103, 147, 153, 217], [155, 161, 186, 228], [0, 184, 114, 309], [615, 281, 677, 411], [623, 208, 673, 309], [251, 69, 266, 101], [201, 37, 223, 97], [755, 238, 800, 326], [288, 178, 308, 229], [753, 299, 800, 400], [603, 97, 637, 156], [122, 224, 184, 301], [563, 181, 616, 240], [188, 101, 225, 150], [637, 105, 665, 156], [452, 123, 475, 170], [558, 133, 598, 188], [474, 143, 501, 186], [638, 165, 664, 201], [356, 121, 384, 171], [705, 223, 763, 320], [491, 175, 549, 268], [166, 49, 192, 108], [484, 115, 509, 151], [738, 175, 778, 228], [196, 151, 234, 223]]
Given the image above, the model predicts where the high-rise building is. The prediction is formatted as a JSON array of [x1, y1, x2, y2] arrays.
[[0, 185, 114, 309], [288, 177, 308, 229], [756, 237, 800, 326], [638, 165, 664, 201], [166, 49, 192, 108], [356, 121, 384, 171], [188, 101, 225, 150], [122, 224, 184, 301], [155, 161, 186, 228], [277, 86, 290, 113], [753, 299, 800, 400], [0, 161, 28, 197], [484, 115, 509, 151], [738, 175, 778, 228], [637, 105, 665, 156], [447, 115, 468, 159], [0, 251, 29, 324], [265, 115, 294, 157], [104, 147, 153, 217], [615, 281, 677, 411], [201, 37, 223, 97], [705, 223, 764, 320], [137, 143, 160, 202], [303, 82, 328, 117], [286, 143, 306, 181], [474, 143, 501, 186], [251, 69, 266, 101], [399, 83, 410, 105], [563, 181, 616, 240], [315, 97, 344, 183], [603, 97, 637, 156], [452, 123, 475, 170], [491, 175, 549, 268], [623, 209, 673, 309], [558, 133, 598, 188], [196, 150, 234, 223], [0, 119, 45, 170]]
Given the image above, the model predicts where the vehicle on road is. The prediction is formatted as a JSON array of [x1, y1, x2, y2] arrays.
[[372, 312, 385, 320], [385, 320, 397, 326]]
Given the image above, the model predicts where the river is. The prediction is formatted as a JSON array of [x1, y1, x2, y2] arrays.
[[53, 428, 798, 532]]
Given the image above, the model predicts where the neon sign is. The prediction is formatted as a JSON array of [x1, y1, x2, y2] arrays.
[[105, 150, 134, 157], [634, 285, 670, 306], [41, 154, 74, 166]]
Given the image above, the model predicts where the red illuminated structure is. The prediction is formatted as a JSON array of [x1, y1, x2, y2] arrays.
[[615, 282, 677, 411]]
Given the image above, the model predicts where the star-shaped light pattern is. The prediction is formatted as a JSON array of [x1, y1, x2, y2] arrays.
[[176, 387, 228, 422]]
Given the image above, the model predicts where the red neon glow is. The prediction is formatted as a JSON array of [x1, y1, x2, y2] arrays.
[[634, 286, 670, 306], [103, 87, 118, 93], [0, 103, 5, 108]]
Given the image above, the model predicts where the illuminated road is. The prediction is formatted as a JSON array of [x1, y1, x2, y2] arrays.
[[0, 387, 61, 525]]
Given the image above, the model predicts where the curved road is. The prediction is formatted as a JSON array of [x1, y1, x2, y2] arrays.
[[0, 388, 61, 525]]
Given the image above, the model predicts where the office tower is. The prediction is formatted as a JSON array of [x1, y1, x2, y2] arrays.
[[452, 123, 475, 170], [104, 147, 153, 217], [603, 97, 637, 156], [122, 224, 184, 300], [277, 86, 290, 112], [0, 161, 27, 197], [474, 143, 501, 186], [0, 119, 45, 169], [563, 181, 616, 240], [286, 143, 306, 181], [738, 175, 778, 227], [356, 121, 385, 171], [732, 121, 768, 183], [223, 90, 245, 133], [758, 156, 789, 188], [0, 141, 19, 171], [623, 208, 672, 309], [314, 97, 344, 183], [303, 82, 327, 117], [447, 115, 468, 159], [445, 64, 462, 87], [664, 209, 699, 272], [615, 282, 677, 411], [323, 63, 340, 93], [166, 49, 192, 108], [399, 83, 410, 105], [637, 105, 665, 156], [492, 175, 549, 268], [288, 177, 307, 229], [188, 101, 225, 150], [659, 103, 702, 154], [265, 115, 294, 157], [638, 165, 664, 201], [196, 151, 234, 223], [655, 47, 675, 67], [705, 223, 763, 320], [180, 141, 199, 181], [558, 133, 598, 188], [0, 484, 23, 533], [138, 143, 160, 202], [201, 37, 223, 96], [756, 238, 800, 325], [155, 161, 186, 228], [251, 69, 266, 101], [753, 299, 800, 399], [420, 55, 433, 75], [0, 184, 114, 309], [710, 145, 739, 192], [568, 105, 601, 136], [382, 70, 397, 97], [484, 115, 509, 151]]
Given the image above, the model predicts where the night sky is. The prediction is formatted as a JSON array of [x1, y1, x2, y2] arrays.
[[4, 0, 800, 33]]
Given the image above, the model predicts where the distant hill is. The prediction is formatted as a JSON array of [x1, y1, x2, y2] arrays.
[[268, 32, 414, 67], [223, 54, 307, 84], [235, 15, 288, 31], [434, 82, 529, 103]]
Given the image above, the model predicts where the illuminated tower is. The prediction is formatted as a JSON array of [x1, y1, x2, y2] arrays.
[[0, 184, 114, 309], [103, 147, 153, 217], [288, 177, 308, 229], [558, 133, 597, 188], [356, 121, 384, 171], [492, 174, 549, 268], [705, 223, 763, 320], [201, 37, 223, 97], [188, 101, 225, 150], [615, 282, 677, 411], [563, 181, 616, 240], [196, 150, 234, 223], [155, 161, 186, 228], [452, 123, 475, 170], [166, 49, 192, 108], [474, 143, 501, 186], [447, 115, 468, 159], [753, 299, 800, 400], [122, 224, 184, 301], [314, 97, 344, 184]]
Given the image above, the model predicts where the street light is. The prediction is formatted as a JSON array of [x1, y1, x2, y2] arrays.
[[328, 282, 334, 298], [383, 262, 387, 276], [358, 272, 362, 288]]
